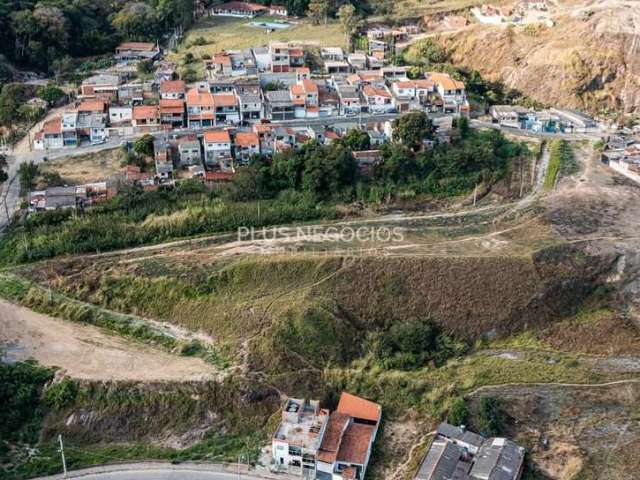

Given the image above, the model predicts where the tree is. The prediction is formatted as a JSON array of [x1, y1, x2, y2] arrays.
[[301, 144, 357, 199], [456, 116, 470, 139], [373, 143, 417, 185], [340, 128, 370, 151], [133, 134, 155, 157], [448, 397, 469, 426], [477, 397, 505, 436], [137, 59, 155, 76], [392, 111, 436, 151], [337, 4, 358, 52], [0, 154, 8, 185], [18, 161, 39, 192], [307, 0, 328, 25], [112, 2, 158, 40], [37, 83, 65, 106]]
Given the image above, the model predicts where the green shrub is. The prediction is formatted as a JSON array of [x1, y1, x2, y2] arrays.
[[476, 396, 505, 436], [43, 378, 78, 409], [448, 397, 469, 426]]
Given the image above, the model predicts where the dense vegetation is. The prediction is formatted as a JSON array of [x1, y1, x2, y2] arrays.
[[232, 115, 528, 203], [0, 0, 195, 72], [0, 115, 528, 265], [0, 180, 337, 265], [0, 361, 54, 445]]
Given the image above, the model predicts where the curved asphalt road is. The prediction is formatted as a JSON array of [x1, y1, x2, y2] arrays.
[[62, 470, 255, 480], [32, 463, 294, 480]]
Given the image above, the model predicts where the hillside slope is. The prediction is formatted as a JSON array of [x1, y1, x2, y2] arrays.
[[440, 0, 640, 115]]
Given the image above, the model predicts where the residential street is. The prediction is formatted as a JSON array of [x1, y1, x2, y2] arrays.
[[0, 116, 602, 233], [31, 462, 297, 480]]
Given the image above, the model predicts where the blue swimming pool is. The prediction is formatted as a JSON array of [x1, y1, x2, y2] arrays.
[[249, 21, 292, 29]]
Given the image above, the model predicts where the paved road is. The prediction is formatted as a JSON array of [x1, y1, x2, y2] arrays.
[[32, 462, 295, 480]]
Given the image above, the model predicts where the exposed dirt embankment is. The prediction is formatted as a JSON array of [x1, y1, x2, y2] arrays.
[[440, 0, 640, 114], [20, 243, 617, 386], [330, 246, 617, 340], [41, 378, 280, 449]]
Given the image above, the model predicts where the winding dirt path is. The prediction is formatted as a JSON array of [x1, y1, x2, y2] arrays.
[[0, 299, 219, 381]]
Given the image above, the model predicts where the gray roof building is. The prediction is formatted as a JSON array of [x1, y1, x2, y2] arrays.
[[415, 424, 525, 480]]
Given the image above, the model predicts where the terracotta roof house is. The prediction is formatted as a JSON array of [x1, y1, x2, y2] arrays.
[[234, 131, 260, 163], [211, 1, 267, 17], [426, 72, 469, 115], [159, 98, 185, 127], [203, 128, 232, 169], [160, 80, 186, 99], [272, 393, 381, 480], [186, 88, 216, 128], [115, 41, 160, 63], [132, 105, 159, 127]]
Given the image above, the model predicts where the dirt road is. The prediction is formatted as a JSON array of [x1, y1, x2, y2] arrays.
[[0, 300, 218, 381]]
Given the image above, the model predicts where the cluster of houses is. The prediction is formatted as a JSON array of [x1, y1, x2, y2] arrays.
[[33, 37, 471, 182], [415, 423, 525, 480], [271, 393, 381, 480], [34, 38, 469, 154], [28, 182, 117, 213], [489, 105, 598, 134], [269, 396, 526, 480], [473, 0, 552, 25], [601, 135, 640, 185]]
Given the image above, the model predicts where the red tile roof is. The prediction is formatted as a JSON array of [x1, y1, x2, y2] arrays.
[[234, 131, 259, 148], [213, 53, 232, 66], [42, 117, 62, 135], [160, 80, 185, 94], [118, 41, 157, 51], [203, 129, 231, 143], [159, 99, 185, 114], [427, 72, 465, 91], [337, 423, 375, 465], [186, 88, 215, 107], [301, 79, 318, 94], [133, 105, 159, 120], [317, 412, 350, 464], [336, 392, 382, 423], [363, 85, 391, 99], [78, 100, 106, 112], [213, 93, 237, 108]]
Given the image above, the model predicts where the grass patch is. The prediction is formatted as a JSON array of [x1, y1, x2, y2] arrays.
[[543, 140, 576, 191], [170, 16, 346, 64], [0, 183, 338, 266]]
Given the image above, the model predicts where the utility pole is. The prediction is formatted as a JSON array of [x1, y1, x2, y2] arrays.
[[473, 184, 477, 207], [237, 453, 241, 480], [58, 434, 68, 478]]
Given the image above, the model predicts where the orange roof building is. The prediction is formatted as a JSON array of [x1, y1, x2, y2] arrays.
[[116, 42, 157, 52], [203, 129, 231, 144], [336, 392, 382, 424], [132, 105, 159, 124], [160, 80, 186, 96], [78, 100, 106, 113], [234, 131, 259, 148], [427, 72, 466, 92], [159, 99, 185, 114], [272, 393, 381, 480], [213, 93, 237, 108]]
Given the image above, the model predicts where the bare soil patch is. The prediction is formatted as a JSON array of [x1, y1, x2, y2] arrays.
[[0, 299, 218, 381]]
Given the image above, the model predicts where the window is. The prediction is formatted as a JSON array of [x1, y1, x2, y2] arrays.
[[288, 446, 302, 457]]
